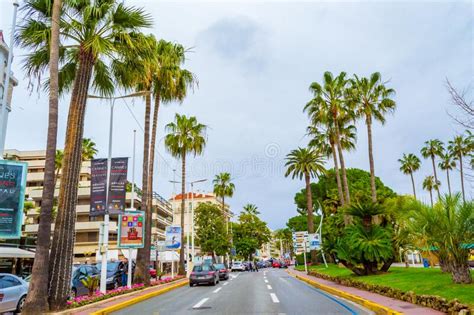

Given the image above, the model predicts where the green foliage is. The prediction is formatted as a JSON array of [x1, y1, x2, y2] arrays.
[[165, 114, 207, 159], [284, 147, 326, 180], [398, 153, 421, 175], [194, 203, 230, 257], [286, 215, 320, 232], [213, 173, 235, 203], [80, 276, 99, 297], [233, 206, 271, 259]]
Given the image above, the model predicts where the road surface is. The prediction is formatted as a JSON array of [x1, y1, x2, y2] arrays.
[[112, 268, 371, 315]]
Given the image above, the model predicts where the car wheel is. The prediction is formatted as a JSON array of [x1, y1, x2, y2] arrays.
[[189, 282, 194, 287], [16, 295, 26, 313], [211, 278, 216, 286]]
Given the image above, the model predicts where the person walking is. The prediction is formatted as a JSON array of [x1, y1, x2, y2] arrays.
[[121, 258, 128, 286], [255, 261, 259, 272]]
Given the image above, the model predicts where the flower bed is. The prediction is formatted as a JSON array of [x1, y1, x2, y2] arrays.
[[67, 276, 185, 309]]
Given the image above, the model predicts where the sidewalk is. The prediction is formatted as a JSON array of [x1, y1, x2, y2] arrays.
[[53, 278, 188, 315], [288, 268, 443, 315]]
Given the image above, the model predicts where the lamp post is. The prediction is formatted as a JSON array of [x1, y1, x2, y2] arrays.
[[88, 92, 148, 293]]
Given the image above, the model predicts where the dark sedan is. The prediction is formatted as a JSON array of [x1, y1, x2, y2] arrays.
[[189, 264, 219, 287], [213, 263, 230, 280]]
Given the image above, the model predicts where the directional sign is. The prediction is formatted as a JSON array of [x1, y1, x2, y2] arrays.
[[292, 231, 309, 255]]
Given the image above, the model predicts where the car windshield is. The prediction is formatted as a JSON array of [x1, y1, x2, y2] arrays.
[[214, 264, 225, 269], [193, 265, 213, 272], [96, 262, 120, 272]]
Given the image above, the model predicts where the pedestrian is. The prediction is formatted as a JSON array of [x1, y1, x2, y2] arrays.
[[121, 258, 128, 286], [255, 261, 259, 272]]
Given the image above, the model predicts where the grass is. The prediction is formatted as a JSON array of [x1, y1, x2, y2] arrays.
[[295, 264, 474, 306]]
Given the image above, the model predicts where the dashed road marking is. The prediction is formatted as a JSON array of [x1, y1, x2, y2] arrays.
[[267, 284, 272, 290], [270, 293, 280, 303], [213, 287, 222, 293], [223, 282, 229, 286], [264, 279, 268, 283], [193, 298, 209, 309]]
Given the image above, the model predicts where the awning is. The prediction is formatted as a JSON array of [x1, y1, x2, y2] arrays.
[[0, 247, 35, 259]]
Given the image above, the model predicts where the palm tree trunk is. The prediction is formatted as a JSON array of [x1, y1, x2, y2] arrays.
[[431, 155, 441, 199], [49, 48, 95, 311], [429, 189, 433, 207], [179, 152, 186, 275], [135, 91, 152, 285], [330, 142, 344, 206], [23, 2, 61, 312], [366, 115, 377, 203], [459, 154, 465, 202], [410, 172, 417, 200], [334, 118, 350, 204], [305, 173, 317, 264], [446, 169, 452, 196]]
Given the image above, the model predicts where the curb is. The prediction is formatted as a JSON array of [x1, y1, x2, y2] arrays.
[[90, 279, 189, 315], [287, 270, 402, 315]]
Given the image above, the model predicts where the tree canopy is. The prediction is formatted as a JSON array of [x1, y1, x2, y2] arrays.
[[194, 202, 230, 259]]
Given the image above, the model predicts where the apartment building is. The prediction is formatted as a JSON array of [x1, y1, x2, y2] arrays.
[[4, 149, 173, 263]]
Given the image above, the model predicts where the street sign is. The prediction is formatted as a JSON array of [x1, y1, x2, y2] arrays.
[[0, 160, 27, 239], [165, 225, 182, 249], [117, 211, 145, 248], [292, 231, 309, 255], [308, 233, 321, 250]]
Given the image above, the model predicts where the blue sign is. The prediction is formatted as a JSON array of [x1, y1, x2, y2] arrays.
[[165, 225, 182, 249]]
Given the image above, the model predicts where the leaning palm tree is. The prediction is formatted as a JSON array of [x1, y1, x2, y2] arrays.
[[422, 175, 439, 207], [421, 139, 444, 199], [21, 0, 62, 312], [349, 72, 396, 203], [165, 114, 207, 275], [17, 0, 152, 309], [284, 147, 325, 263], [438, 153, 456, 196], [81, 138, 98, 161], [398, 153, 421, 199], [305, 71, 352, 204], [448, 133, 473, 202], [213, 172, 235, 223]]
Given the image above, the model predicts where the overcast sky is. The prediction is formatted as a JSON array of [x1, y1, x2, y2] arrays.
[[1, 0, 472, 230]]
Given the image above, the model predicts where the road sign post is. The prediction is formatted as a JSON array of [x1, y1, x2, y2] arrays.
[[303, 240, 308, 274]]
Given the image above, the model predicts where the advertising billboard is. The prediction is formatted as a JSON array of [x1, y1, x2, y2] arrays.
[[0, 161, 27, 239], [117, 211, 145, 248], [308, 233, 321, 250], [90, 159, 107, 216], [165, 225, 182, 249]]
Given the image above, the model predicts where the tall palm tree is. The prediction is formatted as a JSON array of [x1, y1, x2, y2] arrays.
[[213, 172, 235, 223], [165, 114, 207, 275], [421, 139, 444, 199], [53, 149, 64, 189], [448, 133, 473, 202], [17, 0, 152, 309], [398, 153, 421, 199], [81, 138, 98, 161], [284, 147, 325, 263], [350, 72, 396, 203], [243, 203, 260, 215], [423, 175, 440, 207], [438, 153, 456, 196], [22, 0, 62, 312], [305, 71, 352, 204]]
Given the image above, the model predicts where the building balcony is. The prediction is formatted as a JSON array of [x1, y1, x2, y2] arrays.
[[24, 221, 118, 234]]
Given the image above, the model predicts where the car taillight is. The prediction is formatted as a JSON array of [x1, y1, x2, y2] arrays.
[[208, 271, 215, 275], [220, 269, 226, 272]]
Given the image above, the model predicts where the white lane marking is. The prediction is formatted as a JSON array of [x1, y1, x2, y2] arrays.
[[264, 279, 268, 283], [270, 293, 280, 303], [213, 287, 222, 293], [223, 282, 229, 286], [193, 298, 209, 309], [267, 284, 272, 290]]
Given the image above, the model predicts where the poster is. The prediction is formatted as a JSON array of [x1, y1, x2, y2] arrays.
[[308, 233, 321, 250], [117, 211, 145, 248], [165, 225, 181, 249], [0, 161, 27, 239], [90, 158, 128, 216]]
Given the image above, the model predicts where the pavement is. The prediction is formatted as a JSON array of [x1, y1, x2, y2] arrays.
[[111, 268, 371, 315]]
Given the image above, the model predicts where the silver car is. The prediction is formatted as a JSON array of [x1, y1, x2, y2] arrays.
[[0, 274, 28, 313], [231, 261, 246, 272]]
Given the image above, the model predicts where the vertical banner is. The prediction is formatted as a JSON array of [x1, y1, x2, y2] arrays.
[[90, 157, 128, 216], [90, 159, 107, 217], [0, 161, 27, 239], [107, 157, 128, 214], [117, 211, 145, 248], [165, 226, 182, 249]]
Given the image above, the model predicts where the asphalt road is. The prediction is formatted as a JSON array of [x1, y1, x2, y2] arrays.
[[112, 268, 371, 315]]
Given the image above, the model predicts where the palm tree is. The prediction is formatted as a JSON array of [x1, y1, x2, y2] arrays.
[[398, 153, 421, 199], [350, 72, 396, 203], [81, 138, 98, 161], [422, 175, 440, 207], [438, 153, 456, 196], [421, 139, 444, 199], [243, 203, 260, 215], [284, 147, 325, 263], [305, 71, 352, 204], [448, 133, 473, 202], [165, 114, 207, 275], [17, 0, 152, 309], [53, 150, 64, 189], [22, 0, 62, 311], [213, 172, 235, 224]]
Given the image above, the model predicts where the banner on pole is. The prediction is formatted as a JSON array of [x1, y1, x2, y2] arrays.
[[165, 226, 182, 249], [0, 161, 27, 239], [117, 211, 145, 248], [90, 158, 128, 216]]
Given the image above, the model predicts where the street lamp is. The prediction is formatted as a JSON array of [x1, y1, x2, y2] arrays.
[[88, 91, 148, 293]]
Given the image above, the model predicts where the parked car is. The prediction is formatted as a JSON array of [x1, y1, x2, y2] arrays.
[[256, 261, 266, 269], [96, 261, 126, 289], [231, 261, 246, 272], [71, 264, 100, 297], [189, 264, 220, 286], [279, 261, 288, 268], [272, 260, 281, 268], [0, 274, 28, 314], [213, 264, 230, 280]]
